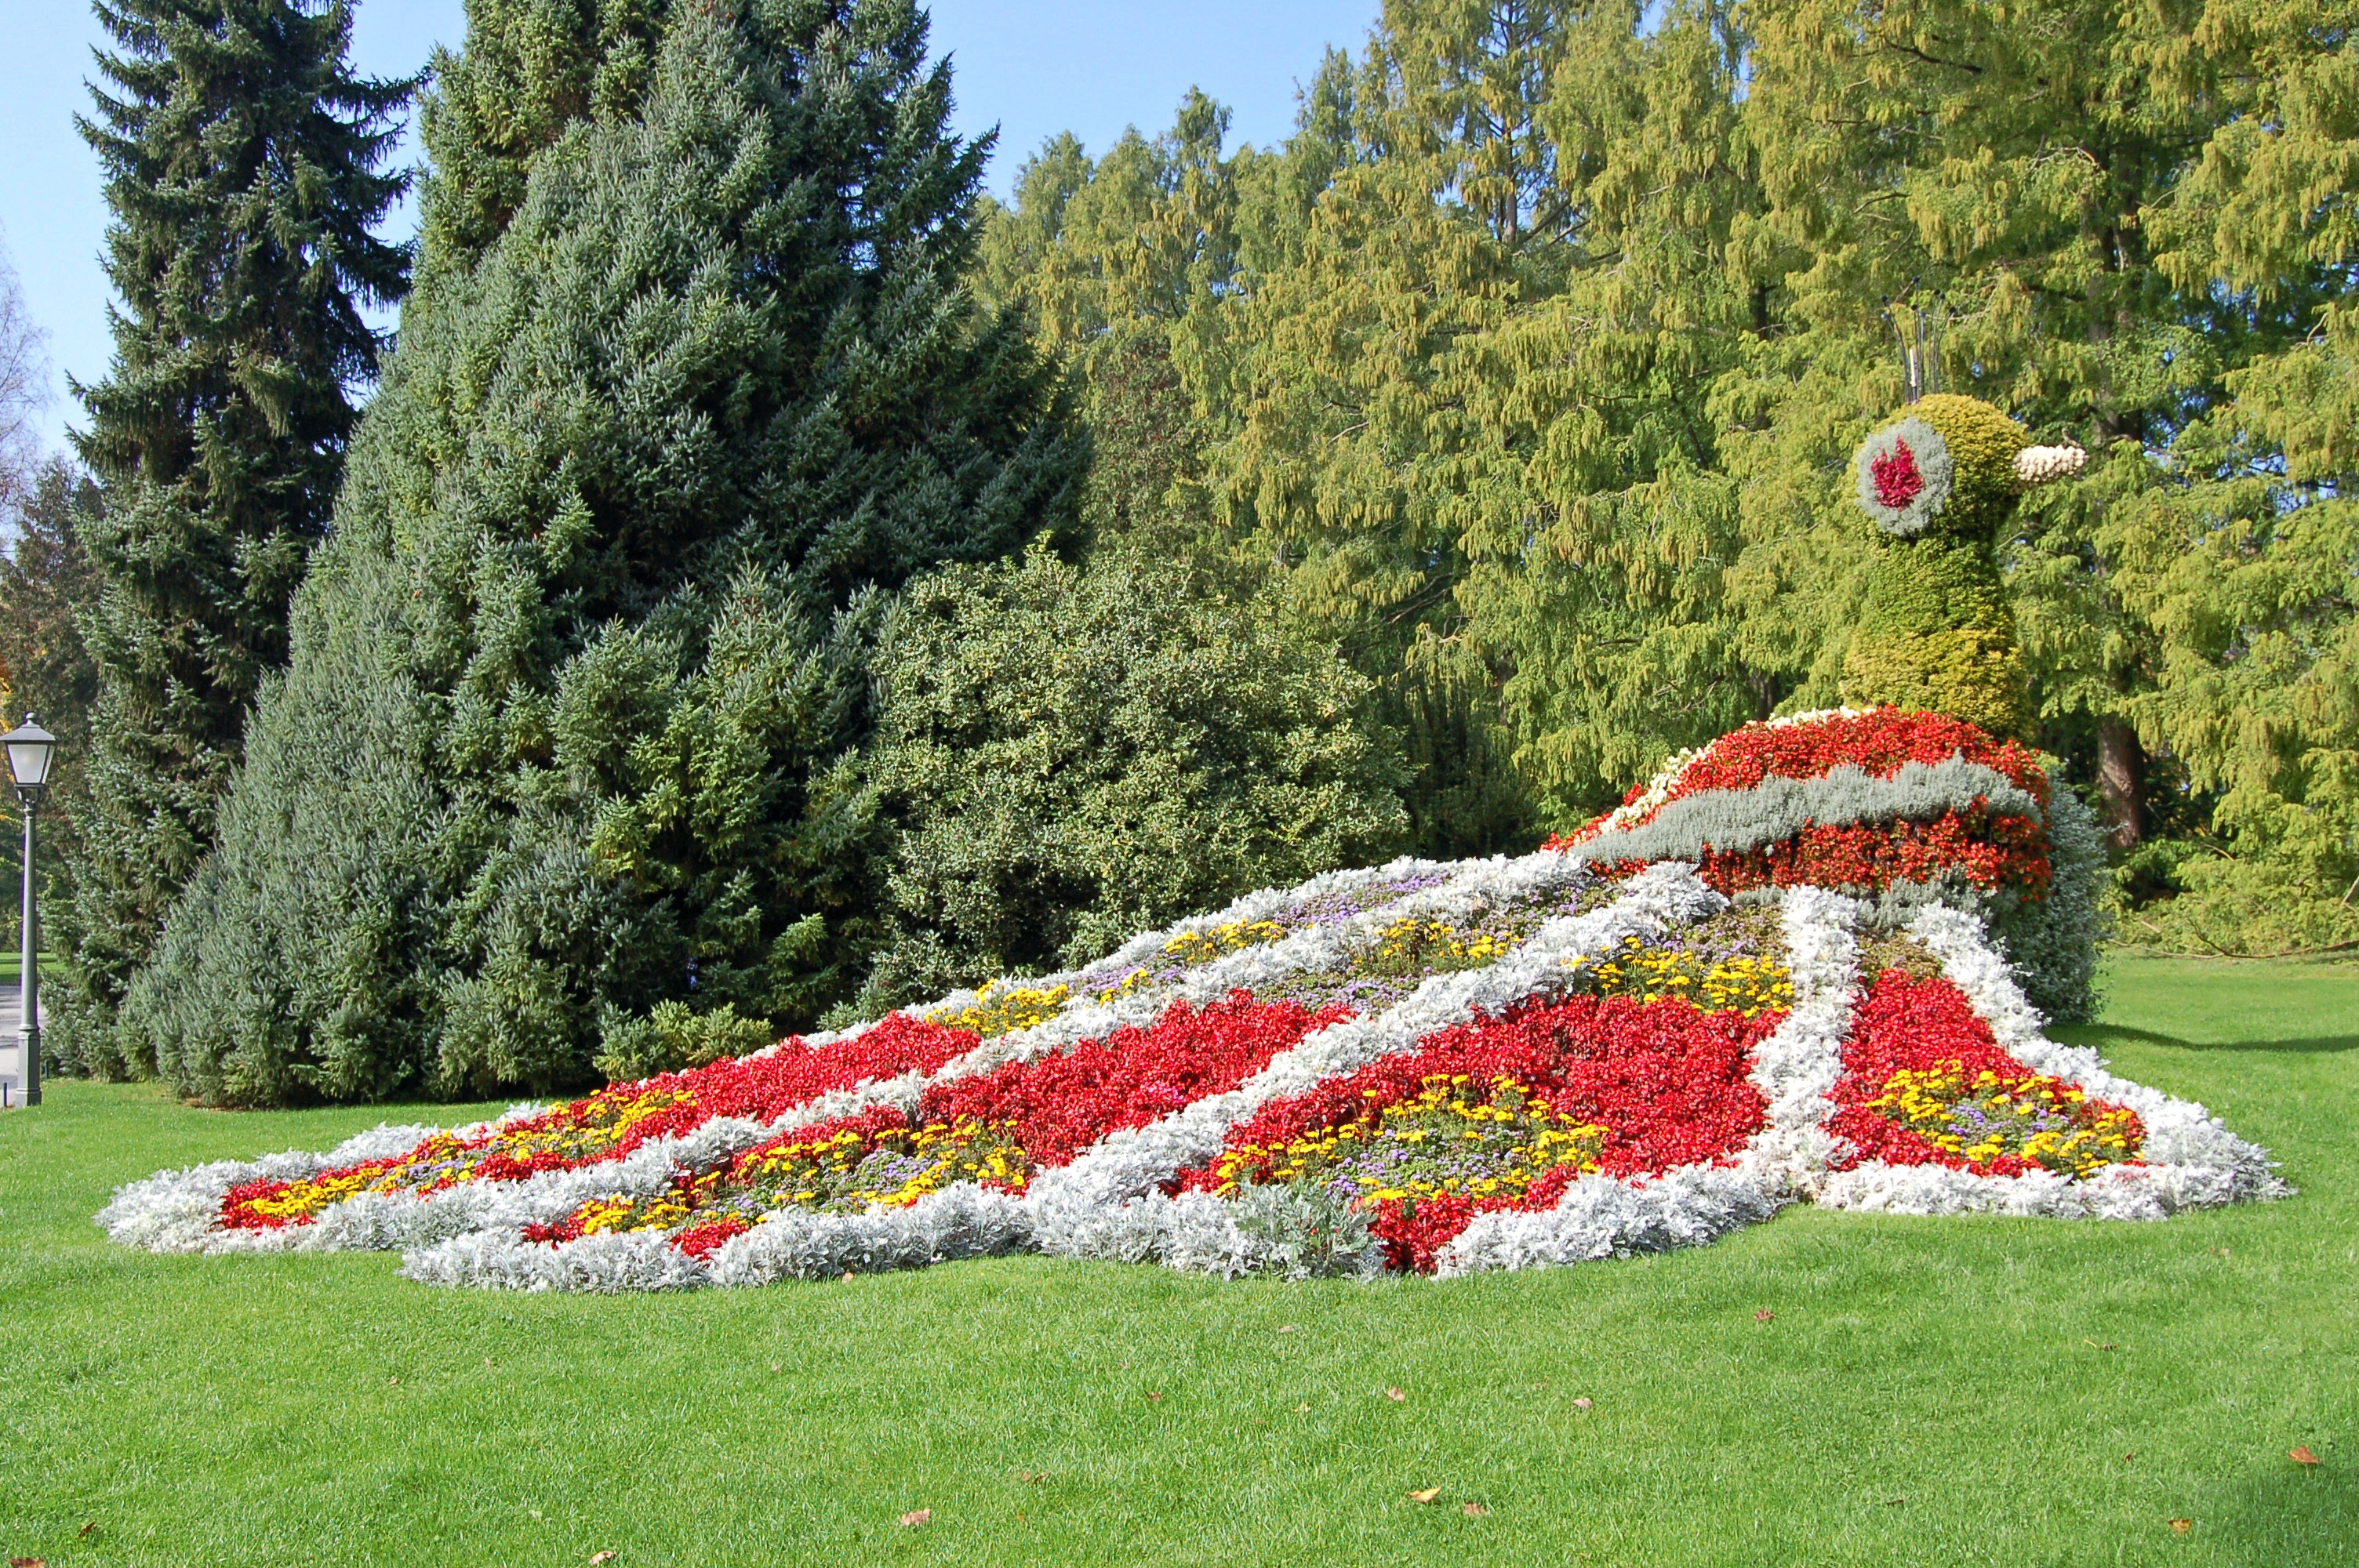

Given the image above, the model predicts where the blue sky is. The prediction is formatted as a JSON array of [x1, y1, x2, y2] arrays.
[[0, 0, 1381, 453]]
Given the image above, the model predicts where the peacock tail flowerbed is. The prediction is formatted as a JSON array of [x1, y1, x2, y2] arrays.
[[98, 710, 2284, 1290]]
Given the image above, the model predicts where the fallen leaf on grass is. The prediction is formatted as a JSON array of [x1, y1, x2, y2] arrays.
[[589, 1554, 617, 1565], [1572, 1397, 1593, 1410], [2291, 1446, 2321, 1467], [2170, 1519, 2192, 1535], [1754, 1309, 1775, 1323], [900, 1509, 932, 1528], [2082, 1339, 2119, 1352], [387, 1376, 400, 1385], [75, 1525, 96, 1540], [2123, 1451, 2135, 1462], [1294, 1403, 1311, 1414], [1385, 1387, 1407, 1402], [1462, 1502, 1488, 1517], [1146, 1392, 1164, 1403], [841, 1271, 855, 1284], [12, 1556, 46, 1566], [1407, 1488, 1441, 1504], [1277, 1324, 1296, 1334], [1882, 1497, 1906, 1506]]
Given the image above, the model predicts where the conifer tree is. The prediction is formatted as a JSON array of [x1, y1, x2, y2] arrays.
[[976, 98, 1250, 579], [59, 0, 413, 1075], [977, 46, 1545, 857], [416, 0, 671, 270], [2099, 0, 2359, 953], [978, 0, 2359, 953], [0, 463, 104, 985], [123, 0, 1085, 1105]]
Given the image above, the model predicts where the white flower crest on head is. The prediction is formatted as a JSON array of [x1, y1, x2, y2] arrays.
[[1854, 416, 1954, 537], [2013, 444, 2087, 487]]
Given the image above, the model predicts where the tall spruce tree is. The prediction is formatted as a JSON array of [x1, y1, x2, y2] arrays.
[[122, 0, 1085, 1105], [60, 0, 412, 1076]]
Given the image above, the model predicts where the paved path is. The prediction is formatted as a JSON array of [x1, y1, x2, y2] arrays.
[[0, 982, 38, 1107]]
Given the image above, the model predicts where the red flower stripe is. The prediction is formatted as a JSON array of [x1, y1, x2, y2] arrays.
[[1828, 971, 2141, 1175], [536, 1014, 983, 1163], [218, 1012, 981, 1230], [672, 1216, 754, 1260], [1590, 810, 2052, 902], [1183, 993, 1779, 1272], [916, 993, 1353, 1171], [1645, 710, 2045, 811], [718, 993, 1347, 1192]]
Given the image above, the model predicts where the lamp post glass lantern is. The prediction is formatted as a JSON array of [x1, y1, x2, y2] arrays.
[[3, 715, 55, 1107]]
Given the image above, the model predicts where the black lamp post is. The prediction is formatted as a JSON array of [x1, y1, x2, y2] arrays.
[[4, 715, 56, 1107]]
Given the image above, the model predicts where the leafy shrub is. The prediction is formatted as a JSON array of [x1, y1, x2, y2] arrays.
[[1227, 1182, 1380, 1279], [594, 1000, 779, 1083], [845, 550, 1407, 1014]]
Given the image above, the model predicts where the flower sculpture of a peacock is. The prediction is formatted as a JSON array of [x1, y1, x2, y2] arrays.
[[1843, 392, 2088, 736], [99, 395, 2281, 1290]]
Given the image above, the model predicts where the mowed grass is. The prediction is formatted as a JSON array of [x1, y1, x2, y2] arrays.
[[1, 955, 2353, 1567]]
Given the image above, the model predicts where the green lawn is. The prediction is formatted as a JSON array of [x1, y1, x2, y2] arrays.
[[0, 952, 65, 987], [2, 954, 2352, 1567]]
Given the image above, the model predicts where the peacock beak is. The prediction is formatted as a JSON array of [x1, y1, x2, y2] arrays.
[[2014, 445, 2088, 487]]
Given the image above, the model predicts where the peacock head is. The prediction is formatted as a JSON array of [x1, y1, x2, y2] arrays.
[[1852, 393, 2085, 542]]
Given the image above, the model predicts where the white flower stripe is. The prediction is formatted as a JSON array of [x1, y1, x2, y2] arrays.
[[1571, 758, 2041, 869]]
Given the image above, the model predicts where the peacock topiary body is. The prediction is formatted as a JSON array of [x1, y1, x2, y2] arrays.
[[1840, 393, 2084, 736]]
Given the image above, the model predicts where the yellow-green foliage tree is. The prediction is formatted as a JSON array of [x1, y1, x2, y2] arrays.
[[981, 0, 2359, 954], [2100, 0, 2359, 953]]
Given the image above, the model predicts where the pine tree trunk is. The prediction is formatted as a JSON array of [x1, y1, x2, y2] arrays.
[[2095, 715, 2143, 848]]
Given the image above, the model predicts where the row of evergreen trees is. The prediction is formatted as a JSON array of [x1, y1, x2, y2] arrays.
[[33, 0, 1405, 1104], [12, 0, 2356, 1105]]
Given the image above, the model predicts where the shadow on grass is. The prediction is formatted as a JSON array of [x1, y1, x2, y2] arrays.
[[2055, 1024, 2359, 1056], [2186, 1461, 2358, 1562]]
